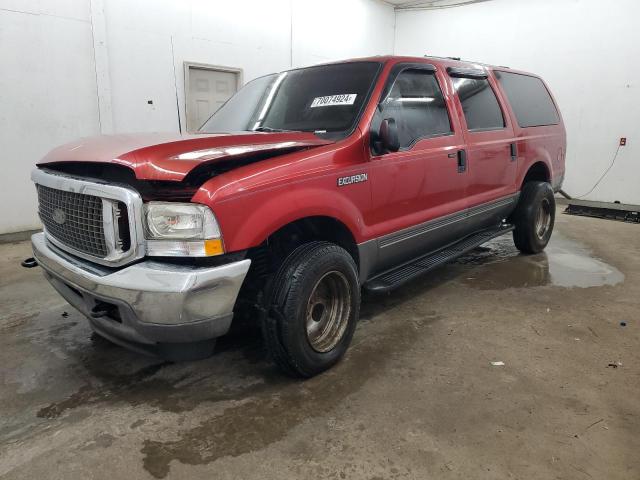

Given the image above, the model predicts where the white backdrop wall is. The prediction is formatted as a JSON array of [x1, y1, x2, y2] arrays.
[[0, 0, 394, 234], [4, 0, 635, 236], [0, 0, 100, 235], [395, 0, 640, 205]]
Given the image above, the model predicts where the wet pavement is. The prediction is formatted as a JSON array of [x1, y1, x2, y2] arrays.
[[457, 233, 624, 290], [1, 213, 639, 479]]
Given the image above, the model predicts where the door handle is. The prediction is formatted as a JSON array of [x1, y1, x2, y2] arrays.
[[457, 149, 467, 173], [510, 142, 517, 161]]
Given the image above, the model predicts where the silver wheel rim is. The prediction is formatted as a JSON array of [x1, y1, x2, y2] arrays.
[[535, 198, 552, 240], [305, 271, 351, 353]]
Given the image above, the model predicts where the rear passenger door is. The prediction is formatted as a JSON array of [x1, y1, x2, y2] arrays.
[[368, 63, 467, 273], [447, 67, 518, 231]]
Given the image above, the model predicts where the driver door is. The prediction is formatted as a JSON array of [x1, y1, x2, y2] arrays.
[[367, 64, 468, 273]]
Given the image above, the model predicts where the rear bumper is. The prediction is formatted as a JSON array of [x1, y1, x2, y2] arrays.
[[31, 232, 251, 347]]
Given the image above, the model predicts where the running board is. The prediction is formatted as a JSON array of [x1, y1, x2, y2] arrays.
[[364, 224, 515, 293]]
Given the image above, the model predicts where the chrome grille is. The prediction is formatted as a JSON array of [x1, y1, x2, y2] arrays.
[[32, 169, 143, 267], [37, 185, 109, 258]]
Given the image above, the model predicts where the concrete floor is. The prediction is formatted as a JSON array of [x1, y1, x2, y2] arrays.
[[1, 212, 638, 479]]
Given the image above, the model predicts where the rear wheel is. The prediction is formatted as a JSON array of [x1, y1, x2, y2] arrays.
[[263, 241, 360, 378], [511, 181, 556, 254]]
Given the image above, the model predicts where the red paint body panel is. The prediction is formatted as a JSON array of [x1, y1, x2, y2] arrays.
[[366, 67, 465, 228], [448, 71, 518, 207], [37, 56, 566, 257], [192, 133, 372, 246]]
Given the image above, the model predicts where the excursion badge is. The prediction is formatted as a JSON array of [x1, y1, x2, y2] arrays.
[[337, 173, 368, 187]]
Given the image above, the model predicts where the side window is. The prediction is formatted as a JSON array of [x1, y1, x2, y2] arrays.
[[376, 69, 452, 149], [452, 77, 505, 131], [494, 71, 559, 128]]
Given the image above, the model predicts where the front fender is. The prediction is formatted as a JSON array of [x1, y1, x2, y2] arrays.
[[190, 134, 370, 252], [210, 185, 367, 252], [194, 168, 371, 252]]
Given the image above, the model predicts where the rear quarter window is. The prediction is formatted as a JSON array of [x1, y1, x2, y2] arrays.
[[494, 71, 559, 128]]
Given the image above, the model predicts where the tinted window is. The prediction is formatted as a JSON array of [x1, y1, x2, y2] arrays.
[[200, 62, 380, 139], [453, 77, 505, 131], [375, 69, 452, 149], [495, 71, 559, 127]]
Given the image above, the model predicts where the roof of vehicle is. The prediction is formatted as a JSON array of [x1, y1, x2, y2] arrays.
[[320, 55, 538, 78]]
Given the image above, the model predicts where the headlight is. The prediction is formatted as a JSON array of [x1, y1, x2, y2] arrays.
[[143, 202, 224, 257]]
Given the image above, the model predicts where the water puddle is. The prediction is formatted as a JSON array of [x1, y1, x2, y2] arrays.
[[457, 233, 624, 290]]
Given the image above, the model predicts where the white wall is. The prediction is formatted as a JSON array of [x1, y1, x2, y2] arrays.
[[104, 0, 294, 134], [395, 0, 640, 205], [0, 0, 101, 234], [3, 0, 639, 234], [292, 0, 395, 68], [105, 0, 395, 133], [0, 0, 394, 234]]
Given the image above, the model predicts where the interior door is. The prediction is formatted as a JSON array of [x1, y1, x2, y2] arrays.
[[367, 64, 468, 273], [187, 66, 239, 132], [447, 67, 517, 231]]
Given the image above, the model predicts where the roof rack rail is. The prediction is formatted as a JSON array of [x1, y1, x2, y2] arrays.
[[423, 54, 462, 61], [422, 55, 509, 69]]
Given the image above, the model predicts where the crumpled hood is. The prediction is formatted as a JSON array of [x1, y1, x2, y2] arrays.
[[37, 131, 333, 181]]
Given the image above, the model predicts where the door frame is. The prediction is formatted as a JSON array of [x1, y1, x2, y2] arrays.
[[365, 63, 469, 273], [444, 69, 517, 208], [183, 62, 243, 133]]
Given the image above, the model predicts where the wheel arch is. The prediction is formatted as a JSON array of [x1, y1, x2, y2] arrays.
[[234, 215, 363, 320], [263, 215, 360, 271], [520, 161, 551, 188]]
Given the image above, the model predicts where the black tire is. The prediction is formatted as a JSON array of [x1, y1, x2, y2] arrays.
[[511, 181, 556, 254], [263, 241, 360, 378]]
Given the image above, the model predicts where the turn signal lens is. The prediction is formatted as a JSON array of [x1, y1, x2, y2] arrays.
[[204, 238, 224, 256]]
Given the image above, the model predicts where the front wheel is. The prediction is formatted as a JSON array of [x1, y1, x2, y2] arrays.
[[263, 241, 360, 378], [511, 181, 556, 254]]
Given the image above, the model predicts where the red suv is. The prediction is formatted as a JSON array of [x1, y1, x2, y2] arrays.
[[30, 56, 565, 377]]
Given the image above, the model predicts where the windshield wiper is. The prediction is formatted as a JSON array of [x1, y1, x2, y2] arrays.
[[251, 126, 297, 133]]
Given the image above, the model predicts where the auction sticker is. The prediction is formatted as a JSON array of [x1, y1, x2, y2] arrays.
[[310, 94, 357, 108]]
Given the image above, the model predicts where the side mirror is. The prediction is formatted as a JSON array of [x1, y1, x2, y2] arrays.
[[377, 118, 400, 154]]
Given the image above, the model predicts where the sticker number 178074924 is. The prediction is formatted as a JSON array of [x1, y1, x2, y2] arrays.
[[310, 94, 357, 108]]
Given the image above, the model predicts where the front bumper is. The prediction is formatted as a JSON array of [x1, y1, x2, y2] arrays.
[[32, 232, 251, 349]]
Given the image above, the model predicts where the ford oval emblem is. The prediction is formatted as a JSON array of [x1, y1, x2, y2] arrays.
[[52, 208, 66, 225]]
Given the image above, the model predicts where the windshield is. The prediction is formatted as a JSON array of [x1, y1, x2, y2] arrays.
[[198, 62, 380, 139]]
